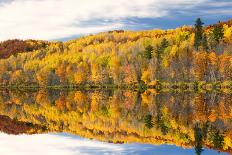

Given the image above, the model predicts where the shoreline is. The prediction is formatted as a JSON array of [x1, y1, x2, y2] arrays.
[[0, 81, 231, 92]]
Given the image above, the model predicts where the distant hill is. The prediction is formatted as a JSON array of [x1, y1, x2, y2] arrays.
[[0, 18, 231, 88]]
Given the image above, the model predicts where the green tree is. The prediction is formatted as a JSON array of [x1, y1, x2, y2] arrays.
[[144, 45, 153, 60], [212, 24, 224, 44], [202, 34, 209, 51], [158, 38, 169, 55], [155, 113, 169, 135], [155, 38, 169, 80], [144, 114, 154, 129], [210, 130, 224, 149], [194, 18, 204, 50], [194, 124, 204, 155]]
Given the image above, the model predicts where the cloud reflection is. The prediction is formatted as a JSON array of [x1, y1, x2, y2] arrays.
[[0, 132, 228, 155]]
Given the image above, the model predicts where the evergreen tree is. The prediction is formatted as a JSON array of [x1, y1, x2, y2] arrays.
[[144, 114, 154, 129], [210, 130, 224, 149], [194, 124, 204, 155], [144, 45, 153, 60], [212, 24, 224, 44], [160, 38, 169, 51], [155, 38, 169, 80], [194, 18, 204, 50], [156, 38, 169, 59], [202, 34, 209, 51], [155, 112, 169, 135]]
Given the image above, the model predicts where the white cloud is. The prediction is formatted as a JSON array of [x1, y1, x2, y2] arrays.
[[0, 0, 215, 40], [0, 132, 227, 155], [0, 132, 159, 155], [206, 1, 232, 7], [0, 133, 125, 155]]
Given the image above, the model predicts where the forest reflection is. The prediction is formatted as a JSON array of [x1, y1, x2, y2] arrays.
[[0, 89, 231, 154]]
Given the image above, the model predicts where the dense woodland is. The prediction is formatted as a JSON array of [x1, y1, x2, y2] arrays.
[[0, 90, 231, 153], [0, 19, 232, 89], [0, 19, 231, 155]]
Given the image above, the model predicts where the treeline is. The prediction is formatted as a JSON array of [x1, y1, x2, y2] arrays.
[[0, 39, 48, 58], [0, 90, 231, 153], [0, 19, 231, 88]]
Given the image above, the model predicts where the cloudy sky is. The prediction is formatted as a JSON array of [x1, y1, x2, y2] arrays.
[[0, 0, 231, 41], [0, 132, 228, 155]]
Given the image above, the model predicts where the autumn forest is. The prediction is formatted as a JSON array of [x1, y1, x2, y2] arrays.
[[0, 19, 231, 90], [0, 17, 231, 155]]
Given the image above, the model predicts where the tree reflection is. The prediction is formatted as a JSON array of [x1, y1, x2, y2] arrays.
[[144, 114, 154, 129], [0, 89, 231, 154], [194, 123, 204, 155]]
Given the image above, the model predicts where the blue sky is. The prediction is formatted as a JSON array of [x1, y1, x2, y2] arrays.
[[0, 132, 229, 155], [0, 0, 231, 41]]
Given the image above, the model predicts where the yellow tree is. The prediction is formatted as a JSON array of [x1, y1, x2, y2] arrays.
[[74, 61, 89, 84]]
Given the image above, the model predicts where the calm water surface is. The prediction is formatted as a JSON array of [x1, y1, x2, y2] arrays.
[[0, 89, 231, 155]]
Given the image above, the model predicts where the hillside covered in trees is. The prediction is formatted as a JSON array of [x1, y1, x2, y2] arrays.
[[0, 19, 232, 89]]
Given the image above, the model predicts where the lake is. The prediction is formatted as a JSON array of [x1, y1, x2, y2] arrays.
[[0, 89, 231, 155]]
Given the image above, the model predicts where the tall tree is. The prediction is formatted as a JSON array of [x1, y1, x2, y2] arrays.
[[202, 34, 209, 52], [194, 18, 204, 50], [212, 24, 224, 44], [155, 38, 169, 80], [144, 114, 154, 129], [194, 124, 204, 155], [144, 45, 153, 60]]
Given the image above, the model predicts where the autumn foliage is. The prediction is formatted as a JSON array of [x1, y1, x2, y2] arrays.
[[0, 90, 231, 153], [0, 39, 47, 58], [0, 19, 231, 87]]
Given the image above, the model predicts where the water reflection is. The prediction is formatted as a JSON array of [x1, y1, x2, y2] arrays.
[[0, 89, 231, 154], [0, 132, 228, 155]]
